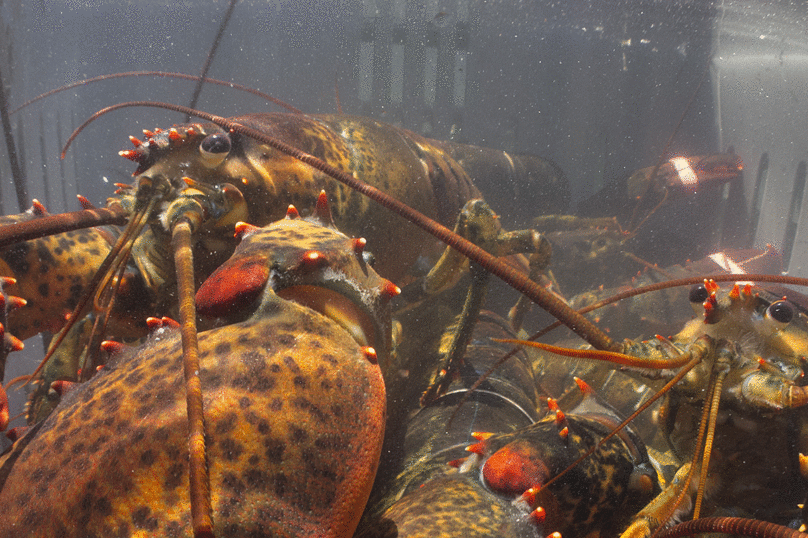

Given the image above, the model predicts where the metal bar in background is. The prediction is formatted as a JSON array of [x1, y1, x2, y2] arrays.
[[56, 111, 69, 212], [0, 63, 27, 211], [359, 0, 378, 112], [422, 0, 440, 135], [39, 112, 51, 210], [389, 0, 406, 124], [748, 152, 768, 248], [450, 0, 469, 141], [784, 161, 807, 273]]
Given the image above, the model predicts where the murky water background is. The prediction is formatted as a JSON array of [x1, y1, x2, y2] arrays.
[[0, 0, 806, 470]]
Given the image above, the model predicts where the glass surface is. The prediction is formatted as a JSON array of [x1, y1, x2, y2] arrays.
[[1, 0, 807, 534]]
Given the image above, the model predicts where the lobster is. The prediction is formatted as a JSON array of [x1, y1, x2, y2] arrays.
[[0, 202, 394, 537], [355, 310, 659, 538], [0, 104, 575, 432], [495, 277, 808, 538]]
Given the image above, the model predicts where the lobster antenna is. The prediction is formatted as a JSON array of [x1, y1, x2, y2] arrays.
[[11, 71, 303, 116], [187, 0, 239, 120], [654, 517, 808, 538], [64, 100, 616, 351]]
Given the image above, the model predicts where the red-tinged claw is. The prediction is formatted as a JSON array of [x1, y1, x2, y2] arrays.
[[234, 222, 259, 239], [101, 340, 125, 355], [0, 277, 15, 287], [546, 398, 559, 412], [8, 296, 27, 310], [466, 441, 487, 456], [362, 346, 378, 364], [352, 237, 367, 256], [119, 149, 141, 161], [554, 410, 566, 425], [128, 135, 142, 147], [314, 190, 332, 223], [285, 205, 300, 219], [573, 377, 594, 395], [549, 532, 562, 538], [558, 426, 569, 439], [51, 380, 77, 396], [76, 195, 96, 210], [471, 431, 495, 441], [447, 458, 466, 468], [380, 280, 401, 301], [530, 506, 546, 525], [142, 129, 155, 138], [6, 334, 24, 352], [196, 256, 270, 318], [168, 128, 182, 142], [31, 199, 48, 215]]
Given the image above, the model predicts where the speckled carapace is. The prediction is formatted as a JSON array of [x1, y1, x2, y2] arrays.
[[0, 210, 395, 538]]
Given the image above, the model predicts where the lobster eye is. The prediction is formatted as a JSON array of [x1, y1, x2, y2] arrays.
[[689, 284, 709, 304], [766, 300, 794, 325], [199, 133, 232, 167]]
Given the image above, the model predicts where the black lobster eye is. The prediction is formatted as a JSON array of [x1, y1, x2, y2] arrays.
[[689, 284, 709, 304], [199, 133, 232, 166], [766, 300, 794, 325]]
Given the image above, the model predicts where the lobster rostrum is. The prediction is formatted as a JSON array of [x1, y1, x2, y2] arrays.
[[0, 202, 394, 537]]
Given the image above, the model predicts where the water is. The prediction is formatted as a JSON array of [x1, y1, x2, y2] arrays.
[[0, 0, 807, 535]]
